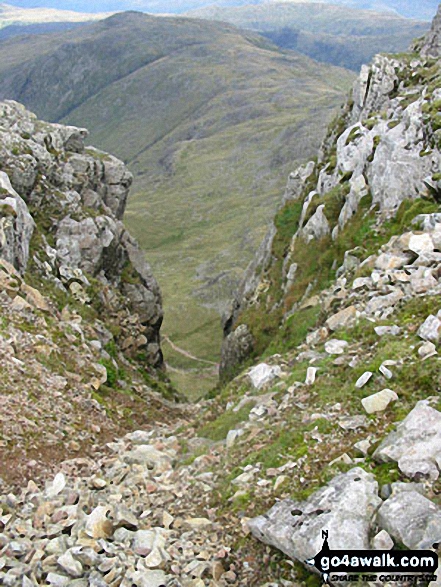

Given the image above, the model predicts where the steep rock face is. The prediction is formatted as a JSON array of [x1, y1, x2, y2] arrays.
[[0, 100, 163, 367], [419, 3, 441, 57], [221, 9, 441, 378]]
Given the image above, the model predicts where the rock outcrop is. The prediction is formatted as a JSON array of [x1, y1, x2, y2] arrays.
[[220, 5, 441, 378], [0, 100, 163, 367]]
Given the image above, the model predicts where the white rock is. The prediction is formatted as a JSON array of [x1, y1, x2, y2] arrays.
[[355, 371, 373, 388], [419, 341, 438, 359], [408, 233, 435, 255], [248, 363, 282, 390], [324, 339, 349, 355], [226, 429, 244, 449], [57, 549, 83, 578], [361, 389, 398, 414], [46, 472, 66, 498], [305, 366, 318, 385], [379, 364, 393, 379], [352, 277, 372, 290], [374, 325, 401, 336]]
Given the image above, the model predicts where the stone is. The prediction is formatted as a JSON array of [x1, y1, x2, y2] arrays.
[[408, 233, 435, 255], [371, 529, 394, 550], [133, 570, 168, 587], [354, 439, 371, 456], [302, 204, 330, 241], [248, 468, 381, 563], [326, 306, 357, 331], [57, 549, 83, 578], [338, 415, 368, 430], [85, 506, 113, 539], [352, 277, 372, 290], [46, 473, 66, 498], [375, 252, 413, 271], [365, 290, 404, 316], [377, 490, 441, 549], [0, 171, 35, 274], [133, 529, 161, 556], [123, 445, 171, 472], [305, 366, 318, 386], [183, 518, 212, 530], [21, 283, 51, 312], [374, 325, 401, 336], [324, 339, 349, 355], [355, 371, 373, 389], [248, 363, 282, 390], [361, 389, 398, 414], [374, 400, 441, 481], [379, 364, 393, 379], [418, 314, 441, 343], [419, 341, 438, 359], [226, 429, 244, 449]]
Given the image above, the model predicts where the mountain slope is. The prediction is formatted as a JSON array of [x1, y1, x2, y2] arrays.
[[0, 12, 354, 393], [187, 2, 429, 70]]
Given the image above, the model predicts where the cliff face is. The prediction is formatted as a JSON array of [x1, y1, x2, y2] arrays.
[[221, 13, 441, 379], [0, 101, 181, 487], [0, 100, 163, 368]]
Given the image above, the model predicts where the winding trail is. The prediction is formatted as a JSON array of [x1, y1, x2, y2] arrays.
[[162, 334, 219, 366]]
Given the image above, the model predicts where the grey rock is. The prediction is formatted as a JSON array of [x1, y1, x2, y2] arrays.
[[377, 490, 441, 549], [365, 290, 404, 316], [418, 314, 441, 343], [374, 400, 441, 481], [374, 325, 401, 337], [0, 171, 35, 274], [248, 468, 381, 562], [301, 204, 330, 242], [283, 161, 315, 204], [420, 4, 441, 57], [220, 324, 254, 380]]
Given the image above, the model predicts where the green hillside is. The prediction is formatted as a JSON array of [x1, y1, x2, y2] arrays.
[[187, 2, 429, 70], [0, 12, 354, 394]]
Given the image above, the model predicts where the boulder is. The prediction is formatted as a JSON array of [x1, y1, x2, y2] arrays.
[[0, 171, 35, 274], [418, 314, 441, 343], [377, 490, 441, 549], [220, 324, 254, 381], [374, 400, 441, 480], [248, 468, 381, 563], [326, 306, 357, 331]]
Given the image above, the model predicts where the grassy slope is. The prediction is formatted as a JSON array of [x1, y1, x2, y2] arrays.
[[186, 2, 429, 70], [0, 12, 353, 393]]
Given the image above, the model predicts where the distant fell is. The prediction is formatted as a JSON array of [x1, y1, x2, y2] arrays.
[[187, 2, 429, 70]]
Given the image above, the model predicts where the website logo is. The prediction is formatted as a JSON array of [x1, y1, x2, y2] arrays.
[[305, 531, 438, 584]]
